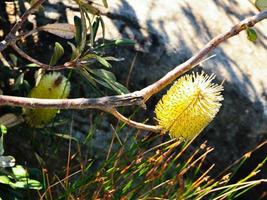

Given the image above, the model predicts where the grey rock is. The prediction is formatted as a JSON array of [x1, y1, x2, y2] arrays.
[[46, 0, 267, 170], [97, 0, 267, 170]]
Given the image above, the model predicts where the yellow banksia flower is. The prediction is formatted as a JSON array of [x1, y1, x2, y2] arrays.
[[155, 72, 223, 141], [24, 72, 70, 127]]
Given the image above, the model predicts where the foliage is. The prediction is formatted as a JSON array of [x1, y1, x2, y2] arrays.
[[0, 127, 42, 199], [0, 0, 266, 199]]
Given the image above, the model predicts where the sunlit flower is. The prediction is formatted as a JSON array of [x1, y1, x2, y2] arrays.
[[24, 72, 70, 127], [155, 72, 223, 141]]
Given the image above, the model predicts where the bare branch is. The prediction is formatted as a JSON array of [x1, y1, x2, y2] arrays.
[[0, 93, 143, 109], [108, 108, 161, 132], [0, 0, 46, 52], [139, 10, 267, 101], [11, 44, 74, 70]]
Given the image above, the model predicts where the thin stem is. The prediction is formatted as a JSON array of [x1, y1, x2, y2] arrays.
[[0, 0, 46, 52], [12, 44, 73, 70], [108, 109, 161, 132], [139, 10, 267, 101]]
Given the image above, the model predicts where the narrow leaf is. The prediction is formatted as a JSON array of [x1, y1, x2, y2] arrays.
[[9, 178, 42, 190], [49, 42, 64, 65], [96, 39, 135, 50], [115, 39, 135, 46], [82, 3, 100, 15], [40, 23, 76, 39], [79, 9, 88, 52], [99, 16, 105, 42], [92, 17, 100, 42], [26, 63, 39, 68], [96, 56, 111, 68], [9, 53, 18, 67], [82, 54, 111, 68], [102, 0, 108, 8], [89, 69, 116, 81], [74, 16, 82, 45], [67, 42, 80, 60], [0, 175, 10, 185], [0, 129, 5, 155], [12, 165, 29, 179], [246, 28, 257, 42]]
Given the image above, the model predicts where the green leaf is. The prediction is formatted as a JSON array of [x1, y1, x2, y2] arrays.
[[89, 69, 116, 81], [95, 56, 111, 68], [99, 16, 105, 42], [49, 42, 64, 65], [13, 73, 24, 90], [0, 175, 10, 185], [12, 165, 29, 179], [122, 179, 133, 193], [92, 74, 129, 94], [78, 68, 97, 87], [246, 28, 257, 42], [92, 17, 100, 42], [0, 128, 5, 156], [74, 16, 82, 46], [79, 9, 88, 52], [67, 42, 80, 60], [81, 3, 100, 15], [82, 54, 111, 68], [95, 39, 135, 50], [9, 178, 42, 190], [108, 80, 129, 94], [9, 54, 17, 67], [90, 69, 129, 94], [102, 0, 108, 8], [77, 68, 103, 96], [89, 68, 129, 94], [114, 39, 135, 46], [26, 63, 39, 68], [0, 124, 7, 135]]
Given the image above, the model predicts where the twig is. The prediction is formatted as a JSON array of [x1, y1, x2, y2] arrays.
[[126, 53, 137, 87], [139, 10, 267, 101], [0, 93, 143, 109], [0, 0, 46, 52], [11, 44, 74, 70], [108, 108, 161, 132], [0, 10, 267, 131]]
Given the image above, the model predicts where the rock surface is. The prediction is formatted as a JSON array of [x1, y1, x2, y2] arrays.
[[97, 0, 267, 170], [45, 0, 267, 170]]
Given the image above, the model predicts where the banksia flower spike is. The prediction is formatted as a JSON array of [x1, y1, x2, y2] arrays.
[[155, 72, 223, 141], [24, 72, 70, 127]]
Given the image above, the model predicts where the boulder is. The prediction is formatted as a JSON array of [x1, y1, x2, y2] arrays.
[[97, 0, 267, 170], [45, 0, 267, 170]]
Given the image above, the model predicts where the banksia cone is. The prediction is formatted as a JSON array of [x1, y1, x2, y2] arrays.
[[155, 72, 223, 141], [24, 72, 70, 127]]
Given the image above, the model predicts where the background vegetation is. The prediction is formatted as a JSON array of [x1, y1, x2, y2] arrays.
[[0, 0, 267, 199]]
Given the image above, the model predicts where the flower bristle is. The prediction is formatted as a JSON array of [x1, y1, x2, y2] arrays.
[[23, 72, 70, 127], [155, 72, 223, 141]]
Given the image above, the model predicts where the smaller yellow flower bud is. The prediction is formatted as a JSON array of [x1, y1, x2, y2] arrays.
[[155, 72, 223, 141], [23, 72, 70, 127]]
